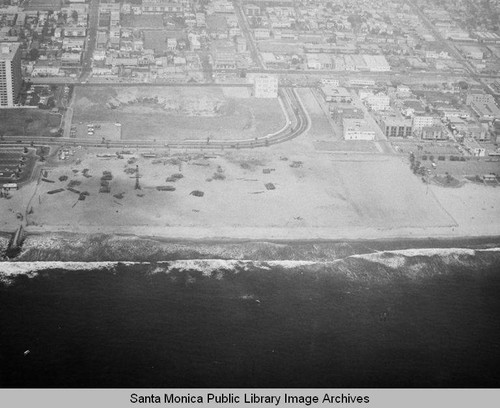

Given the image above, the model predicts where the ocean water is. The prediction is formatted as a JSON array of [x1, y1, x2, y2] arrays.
[[1, 243, 500, 388]]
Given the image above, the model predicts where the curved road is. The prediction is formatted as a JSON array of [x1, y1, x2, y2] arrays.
[[0, 88, 309, 152]]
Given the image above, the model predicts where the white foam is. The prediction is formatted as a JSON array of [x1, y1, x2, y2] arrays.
[[0, 261, 127, 275]]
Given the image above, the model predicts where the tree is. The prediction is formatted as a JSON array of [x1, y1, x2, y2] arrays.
[[28, 48, 39, 61], [71, 10, 78, 22]]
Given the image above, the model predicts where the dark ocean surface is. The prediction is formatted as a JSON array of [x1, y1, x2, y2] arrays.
[[1, 236, 500, 388]]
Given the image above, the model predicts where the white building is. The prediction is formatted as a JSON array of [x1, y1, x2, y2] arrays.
[[362, 55, 390, 72], [349, 78, 375, 87], [0, 42, 22, 107], [364, 92, 390, 111], [412, 115, 436, 130], [343, 118, 375, 140], [466, 92, 495, 106], [321, 78, 340, 87], [252, 74, 278, 98]]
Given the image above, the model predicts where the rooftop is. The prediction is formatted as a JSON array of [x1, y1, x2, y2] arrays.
[[0, 42, 20, 60]]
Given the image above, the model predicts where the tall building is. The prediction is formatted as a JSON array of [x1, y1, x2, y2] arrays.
[[0, 42, 22, 108]]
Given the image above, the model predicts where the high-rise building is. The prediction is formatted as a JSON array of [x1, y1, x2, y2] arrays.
[[0, 42, 22, 108]]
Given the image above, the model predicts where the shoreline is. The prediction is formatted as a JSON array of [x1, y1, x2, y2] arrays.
[[3, 227, 500, 263], [19, 223, 500, 243], [4, 224, 500, 246]]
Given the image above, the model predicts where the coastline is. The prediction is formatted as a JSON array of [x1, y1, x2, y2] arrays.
[[3, 228, 500, 262]]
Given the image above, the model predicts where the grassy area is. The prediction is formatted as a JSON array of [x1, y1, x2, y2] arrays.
[[71, 86, 285, 141], [0, 109, 61, 137]]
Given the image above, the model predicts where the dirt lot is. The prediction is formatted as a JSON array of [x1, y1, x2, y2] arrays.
[[71, 86, 285, 141], [0, 109, 61, 137], [296, 88, 339, 140]]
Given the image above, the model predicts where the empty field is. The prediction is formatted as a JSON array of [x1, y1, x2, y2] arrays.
[[296, 88, 341, 140], [71, 86, 286, 141], [0, 109, 61, 137]]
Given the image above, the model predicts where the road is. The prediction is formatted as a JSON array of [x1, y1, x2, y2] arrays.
[[0, 88, 309, 152], [27, 67, 492, 87], [405, 0, 491, 92], [79, 0, 100, 82], [232, 0, 266, 69]]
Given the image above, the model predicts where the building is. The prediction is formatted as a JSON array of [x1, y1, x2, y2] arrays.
[[348, 78, 375, 87], [321, 78, 340, 87], [465, 122, 489, 141], [235, 36, 247, 53], [343, 118, 375, 140], [244, 4, 261, 16], [470, 100, 500, 122], [362, 54, 391, 72], [421, 126, 448, 140], [466, 92, 496, 106], [141, 0, 183, 14], [253, 74, 278, 98], [412, 115, 436, 130], [320, 85, 352, 103], [463, 137, 486, 156], [0, 42, 21, 108], [363, 92, 390, 111], [331, 106, 364, 124], [380, 117, 413, 138]]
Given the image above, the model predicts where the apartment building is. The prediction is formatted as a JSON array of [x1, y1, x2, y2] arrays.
[[0, 42, 22, 108]]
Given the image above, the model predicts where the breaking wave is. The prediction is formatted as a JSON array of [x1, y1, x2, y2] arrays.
[[1, 247, 499, 287]]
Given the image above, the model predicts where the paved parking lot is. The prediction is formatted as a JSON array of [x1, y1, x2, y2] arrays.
[[0, 150, 37, 184]]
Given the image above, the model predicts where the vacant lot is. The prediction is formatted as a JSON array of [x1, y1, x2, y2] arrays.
[[297, 88, 339, 140], [0, 109, 61, 137], [71, 86, 285, 141]]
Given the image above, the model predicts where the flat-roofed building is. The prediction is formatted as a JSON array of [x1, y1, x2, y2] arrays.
[[253, 74, 278, 98], [343, 118, 375, 140], [421, 126, 448, 140], [331, 106, 364, 124], [320, 85, 352, 103], [412, 115, 436, 130], [470, 100, 500, 122], [141, 0, 184, 14], [0, 42, 22, 107], [380, 116, 413, 138], [466, 92, 495, 106]]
